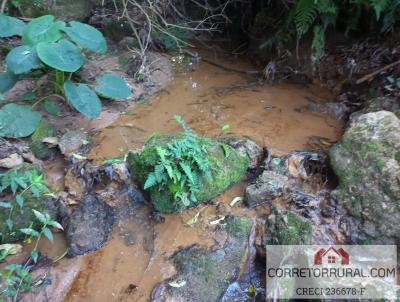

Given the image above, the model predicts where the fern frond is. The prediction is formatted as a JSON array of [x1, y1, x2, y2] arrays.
[[370, 0, 390, 19], [294, 0, 319, 37]]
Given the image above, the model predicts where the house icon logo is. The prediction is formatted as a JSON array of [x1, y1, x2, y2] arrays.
[[314, 246, 349, 265]]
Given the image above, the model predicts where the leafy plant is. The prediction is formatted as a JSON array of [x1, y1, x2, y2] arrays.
[[0, 14, 133, 138], [144, 116, 211, 208], [0, 169, 52, 243], [263, 0, 400, 66]]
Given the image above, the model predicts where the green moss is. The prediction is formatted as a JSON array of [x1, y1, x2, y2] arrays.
[[267, 207, 312, 245], [127, 133, 249, 212], [170, 216, 252, 302], [225, 216, 252, 240], [30, 120, 56, 160]]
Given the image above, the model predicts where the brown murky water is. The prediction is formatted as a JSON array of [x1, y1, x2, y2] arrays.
[[57, 54, 342, 302]]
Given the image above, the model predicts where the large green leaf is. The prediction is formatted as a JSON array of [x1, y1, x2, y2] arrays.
[[22, 15, 65, 45], [0, 104, 41, 138], [63, 21, 107, 54], [0, 14, 26, 37], [37, 39, 84, 72], [0, 71, 17, 93], [64, 81, 101, 119], [95, 74, 132, 99], [5, 45, 41, 75]]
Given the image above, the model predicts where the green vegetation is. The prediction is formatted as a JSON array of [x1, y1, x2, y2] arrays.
[[0, 14, 132, 138], [262, 0, 400, 64], [143, 116, 211, 208], [0, 167, 63, 301], [127, 116, 250, 212]]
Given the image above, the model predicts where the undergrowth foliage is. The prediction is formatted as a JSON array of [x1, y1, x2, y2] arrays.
[[144, 116, 210, 208], [262, 0, 400, 66], [0, 14, 132, 139], [0, 169, 63, 301]]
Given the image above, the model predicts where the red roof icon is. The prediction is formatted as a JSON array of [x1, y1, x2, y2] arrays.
[[314, 247, 349, 265]]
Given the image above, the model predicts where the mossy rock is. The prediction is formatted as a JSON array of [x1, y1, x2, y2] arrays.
[[330, 110, 400, 243], [127, 133, 250, 213], [153, 216, 252, 302], [265, 206, 312, 245], [30, 120, 56, 160]]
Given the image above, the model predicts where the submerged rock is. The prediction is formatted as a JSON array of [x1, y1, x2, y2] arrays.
[[330, 110, 400, 243], [65, 195, 114, 256], [151, 216, 253, 302], [127, 133, 249, 213], [265, 206, 312, 245]]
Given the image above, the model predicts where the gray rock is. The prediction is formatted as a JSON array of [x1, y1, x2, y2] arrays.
[[219, 136, 263, 169], [58, 130, 88, 156], [330, 110, 400, 243], [265, 206, 312, 245], [15, 0, 96, 21], [350, 97, 400, 121], [65, 195, 114, 256], [151, 216, 253, 302], [245, 171, 290, 207], [306, 102, 350, 120]]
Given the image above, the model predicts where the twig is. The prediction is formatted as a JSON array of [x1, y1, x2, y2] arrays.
[[356, 59, 400, 84]]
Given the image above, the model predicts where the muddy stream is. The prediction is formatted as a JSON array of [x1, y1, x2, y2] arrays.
[[32, 53, 342, 301]]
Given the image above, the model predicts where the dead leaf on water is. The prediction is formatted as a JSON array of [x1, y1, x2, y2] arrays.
[[229, 196, 243, 207], [185, 211, 200, 227]]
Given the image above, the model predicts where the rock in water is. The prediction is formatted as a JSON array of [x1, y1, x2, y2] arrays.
[[127, 133, 249, 213], [219, 136, 263, 169], [245, 171, 290, 208], [330, 110, 400, 243], [265, 206, 312, 245], [151, 216, 253, 302], [65, 195, 114, 256]]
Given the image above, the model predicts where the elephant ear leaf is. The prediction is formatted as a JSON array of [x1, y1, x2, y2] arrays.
[[95, 74, 132, 99], [63, 21, 107, 54], [37, 39, 84, 72], [0, 104, 41, 138], [0, 71, 18, 94], [6, 45, 41, 75], [22, 15, 65, 45], [64, 81, 102, 119], [0, 14, 26, 37]]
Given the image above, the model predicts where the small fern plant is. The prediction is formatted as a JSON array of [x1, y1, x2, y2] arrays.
[[143, 116, 211, 208]]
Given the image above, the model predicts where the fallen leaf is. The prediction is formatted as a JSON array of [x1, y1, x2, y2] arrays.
[[185, 211, 200, 226], [210, 216, 225, 225], [0, 243, 23, 255], [41, 136, 59, 147], [72, 153, 87, 160], [168, 280, 186, 288], [229, 196, 243, 207]]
